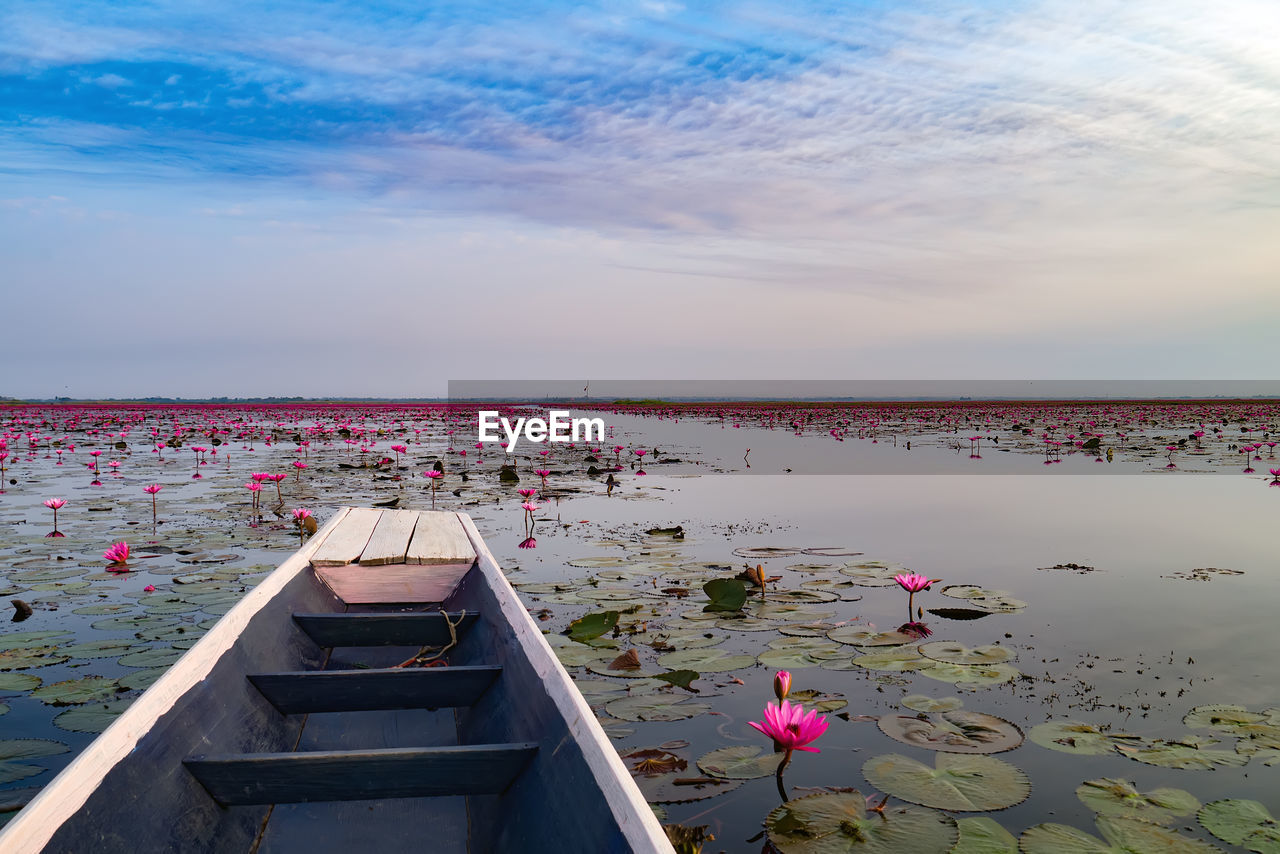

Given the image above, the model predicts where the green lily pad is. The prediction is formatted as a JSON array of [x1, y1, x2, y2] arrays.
[[697, 745, 783, 780], [31, 676, 122, 706], [647, 630, 726, 651], [0, 739, 69, 761], [1028, 721, 1143, 756], [118, 667, 169, 691], [862, 753, 1031, 812], [0, 739, 70, 785], [0, 646, 70, 670], [779, 622, 841, 638], [566, 556, 636, 568], [758, 637, 844, 669], [652, 670, 700, 691], [877, 711, 1023, 754], [0, 630, 72, 650], [1117, 737, 1250, 770], [567, 610, 620, 643], [657, 648, 756, 672], [1076, 778, 1199, 825], [917, 642, 1013, 666], [605, 694, 711, 722], [733, 547, 801, 559], [702, 579, 747, 613], [938, 586, 1026, 613], [798, 579, 865, 601], [953, 816, 1018, 854], [0, 673, 42, 692], [53, 698, 134, 733], [1184, 705, 1280, 736], [765, 792, 958, 853], [1198, 800, 1280, 852], [838, 563, 906, 587], [1019, 815, 1223, 853], [117, 647, 185, 668], [918, 661, 1021, 685], [902, 695, 963, 713], [60, 639, 142, 659], [632, 769, 742, 804], [828, 627, 917, 647], [853, 647, 927, 672]]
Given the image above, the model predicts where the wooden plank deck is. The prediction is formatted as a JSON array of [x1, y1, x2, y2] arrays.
[[358, 509, 420, 565], [310, 507, 381, 567], [406, 511, 476, 565]]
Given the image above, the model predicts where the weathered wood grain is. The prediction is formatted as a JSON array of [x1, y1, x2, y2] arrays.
[[310, 507, 381, 567], [357, 509, 419, 565], [314, 562, 472, 604], [184, 743, 538, 805], [248, 665, 501, 714], [405, 511, 476, 565], [292, 612, 478, 647]]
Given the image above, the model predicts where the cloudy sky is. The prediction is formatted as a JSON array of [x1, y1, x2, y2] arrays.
[[2, 0, 1278, 398]]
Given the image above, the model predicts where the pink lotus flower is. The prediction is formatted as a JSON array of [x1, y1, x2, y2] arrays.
[[517, 487, 536, 499], [894, 573, 940, 593], [43, 497, 66, 510], [143, 584, 156, 593], [773, 670, 792, 702], [520, 502, 538, 513], [144, 484, 162, 495], [103, 541, 130, 564], [748, 699, 829, 753], [518, 536, 537, 549], [292, 508, 312, 521], [424, 470, 443, 479]]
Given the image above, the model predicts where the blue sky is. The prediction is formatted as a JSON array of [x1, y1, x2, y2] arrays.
[[2, 0, 1278, 397]]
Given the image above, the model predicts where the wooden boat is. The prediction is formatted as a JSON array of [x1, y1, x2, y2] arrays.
[[0, 508, 672, 853]]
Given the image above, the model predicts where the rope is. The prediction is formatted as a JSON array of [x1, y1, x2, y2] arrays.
[[396, 609, 466, 668]]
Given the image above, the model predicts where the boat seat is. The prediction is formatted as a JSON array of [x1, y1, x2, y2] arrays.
[[183, 743, 538, 805], [292, 612, 478, 646], [247, 665, 502, 714]]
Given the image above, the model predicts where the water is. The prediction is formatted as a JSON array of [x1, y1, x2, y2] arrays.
[[1, 404, 1278, 851]]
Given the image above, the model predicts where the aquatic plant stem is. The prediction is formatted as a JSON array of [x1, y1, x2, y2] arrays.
[[775, 748, 793, 803]]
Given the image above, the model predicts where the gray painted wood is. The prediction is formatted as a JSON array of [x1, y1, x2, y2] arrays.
[[356, 508, 419, 565], [310, 507, 381, 566], [405, 511, 476, 565], [313, 562, 473, 605], [293, 612, 477, 647], [248, 665, 501, 714], [184, 743, 538, 805]]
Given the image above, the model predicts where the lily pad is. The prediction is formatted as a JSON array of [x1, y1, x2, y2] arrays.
[[765, 792, 958, 853], [733, 547, 801, 559], [0, 739, 70, 785], [1198, 799, 1280, 852], [938, 586, 1026, 613], [953, 816, 1017, 854], [0, 630, 73, 650], [118, 667, 169, 691], [702, 579, 747, 613], [853, 647, 928, 672], [828, 627, 917, 647], [605, 694, 711, 722], [0, 646, 70, 670], [657, 648, 756, 672], [53, 698, 134, 733], [918, 662, 1021, 686], [0, 673, 42, 692], [632, 769, 742, 804], [838, 563, 905, 587], [1019, 815, 1223, 854], [1028, 721, 1143, 756], [60, 639, 142, 659], [862, 753, 1031, 812], [31, 676, 122, 706], [566, 556, 636, 568], [697, 745, 783, 780], [878, 711, 1023, 754], [917, 642, 1013, 666], [902, 695, 963, 714], [1117, 737, 1249, 770], [1076, 778, 1199, 825], [1184, 705, 1280, 736], [117, 647, 185, 668], [566, 610, 620, 643]]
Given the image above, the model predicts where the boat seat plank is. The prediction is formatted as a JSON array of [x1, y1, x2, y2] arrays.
[[257, 796, 470, 854], [184, 743, 538, 805], [248, 665, 501, 714], [406, 511, 476, 565], [293, 612, 478, 647], [357, 509, 420, 566], [310, 508, 382, 567]]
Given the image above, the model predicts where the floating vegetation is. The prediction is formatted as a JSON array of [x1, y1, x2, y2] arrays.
[[1197, 799, 1280, 852], [1019, 815, 1223, 854], [696, 746, 782, 780], [765, 792, 958, 853], [1163, 567, 1245, 582], [877, 710, 1024, 754], [862, 753, 1031, 811], [1027, 721, 1143, 756], [1075, 778, 1199, 825]]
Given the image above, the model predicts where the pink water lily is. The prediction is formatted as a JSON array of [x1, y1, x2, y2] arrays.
[[103, 541, 130, 565], [748, 699, 829, 754], [773, 670, 792, 702], [894, 572, 942, 618], [44, 497, 66, 536]]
